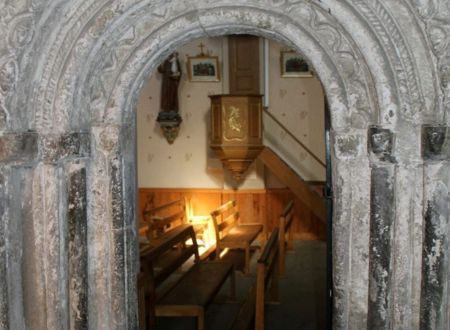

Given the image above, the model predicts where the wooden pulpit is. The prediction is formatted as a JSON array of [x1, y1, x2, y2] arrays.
[[209, 94, 264, 181]]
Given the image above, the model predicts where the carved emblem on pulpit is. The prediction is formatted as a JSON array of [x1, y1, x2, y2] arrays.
[[223, 105, 247, 141]]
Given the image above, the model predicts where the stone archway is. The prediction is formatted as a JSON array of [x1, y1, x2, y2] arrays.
[[0, 1, 449, 329]]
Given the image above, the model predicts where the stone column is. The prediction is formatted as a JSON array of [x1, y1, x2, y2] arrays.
[[87, 124, 137, 329], [391, 161, 423, 330], [420, 125, 450, 330], [331, 130, 371, 329], [0, 131, 90, 330], [366, 127, 396, 330], [0, 132, 39, 330], [67, 163, 88, 329], [0, 166, 8, 330]]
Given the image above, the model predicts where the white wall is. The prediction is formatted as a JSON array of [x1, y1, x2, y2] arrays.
[[264, 40, 326, 185], [137, 37, 325, 189]]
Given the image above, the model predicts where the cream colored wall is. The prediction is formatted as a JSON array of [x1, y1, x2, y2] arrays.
[[137, 37, 265, 189], [264, 40, 326, 185], [137, 37, 325, 189]]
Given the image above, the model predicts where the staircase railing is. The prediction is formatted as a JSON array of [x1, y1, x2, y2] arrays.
[[263, 109, 326, 168], [262, 108, 326, 182]]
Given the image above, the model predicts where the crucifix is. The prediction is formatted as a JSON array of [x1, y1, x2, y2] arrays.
[[198, 42, 205, 56]]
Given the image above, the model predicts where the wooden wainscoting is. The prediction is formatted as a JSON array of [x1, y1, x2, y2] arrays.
[[138, 188, 326, 241]]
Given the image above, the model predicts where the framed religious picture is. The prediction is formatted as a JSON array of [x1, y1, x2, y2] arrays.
[[280, 51, 313, 77], [187, 56, 220, 82]]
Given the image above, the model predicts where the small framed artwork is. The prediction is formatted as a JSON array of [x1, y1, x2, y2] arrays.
[[280, 51, 313, 77], [187, 56, 220, 82]]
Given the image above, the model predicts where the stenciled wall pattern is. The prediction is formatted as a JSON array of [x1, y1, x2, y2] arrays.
[[137, 37, 326, 189]]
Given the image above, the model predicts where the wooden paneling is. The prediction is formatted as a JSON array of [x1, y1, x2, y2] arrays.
[[138, 188, 326, 241], [259, 147, 326, 222], [266, 189, 326, 241]]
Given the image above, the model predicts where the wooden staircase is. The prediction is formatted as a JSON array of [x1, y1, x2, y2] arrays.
[[258, 147, 326, 223]]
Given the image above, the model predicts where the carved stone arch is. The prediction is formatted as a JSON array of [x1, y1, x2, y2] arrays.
[[1, 1, 449, 330], [75, 6, 381, 328], [88, 6, 378, 130], [28, 1, 440, 134], [30, 3, 375, 133]]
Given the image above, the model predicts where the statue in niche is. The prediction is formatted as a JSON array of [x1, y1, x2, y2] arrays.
[[157, 52, 183, 144]]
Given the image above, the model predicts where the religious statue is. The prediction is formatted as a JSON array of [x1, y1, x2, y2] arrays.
[[157, 52, 182, 112], [156, 52, 183, 144]]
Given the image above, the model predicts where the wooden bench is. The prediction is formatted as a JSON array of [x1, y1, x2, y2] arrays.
[[142, 199, 187, 241], [138, 272, 147, 330], [210, 200, 263, 274], [231, 228, 280, 330], [279, 200, 295, 275], [140, 224, 235, 330]]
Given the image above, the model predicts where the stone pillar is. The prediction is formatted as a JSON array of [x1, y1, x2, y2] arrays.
[[367, 127, 396, 330], [67, 163, 88, 329], [0, 166, 8, 330], [87, 124, 137, 329], [332, 130, 371, 329], [0, 132, 39, 330], [391, 161, 423, 330], [420, 125, 450, 330], [0, 131, 90, 330]]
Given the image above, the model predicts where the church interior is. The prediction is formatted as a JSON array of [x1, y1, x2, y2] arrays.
[[137, 35, 329, 329]]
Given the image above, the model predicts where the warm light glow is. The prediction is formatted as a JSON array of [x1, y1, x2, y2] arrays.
[[219, 248, 229, 258], [188, 215, 217, 255]]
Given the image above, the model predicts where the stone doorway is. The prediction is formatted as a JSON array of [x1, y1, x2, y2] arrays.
[[1, 2, 448, 330]]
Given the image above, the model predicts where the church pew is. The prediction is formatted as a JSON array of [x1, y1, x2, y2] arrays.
[[142, 199, 187, 241], [140, 224, 235, 330], [231, 228, 280, 330], [210, 200, 263, 274], [137, 272, 147, 330], [279, 200, 295, 275]]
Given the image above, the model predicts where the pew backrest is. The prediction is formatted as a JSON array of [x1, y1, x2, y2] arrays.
[[142, 199, 187, 240], [256, 228, 279, 329], [210, 200, 239, 242], [140, 224, 235, 330], [140, 224, 199, 285], [231, 228, 279, 330], [279, 200, 294, 275]]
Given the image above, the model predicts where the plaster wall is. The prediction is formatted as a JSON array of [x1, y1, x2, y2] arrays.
[[136, 37, 325, 189], [264, 39, 326, 183], [0, 1, 449, 329]]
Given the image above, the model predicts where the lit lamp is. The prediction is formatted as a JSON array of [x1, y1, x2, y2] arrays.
[[209, 94, 264, 182]]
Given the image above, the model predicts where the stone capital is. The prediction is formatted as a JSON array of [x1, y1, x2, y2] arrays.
[[0, 131, 90, 164], [368, 126, 395, 164], [422, 125, 450, 161]]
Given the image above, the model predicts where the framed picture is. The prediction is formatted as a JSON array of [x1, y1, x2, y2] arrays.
[[280, 51, 313, 77], [187, 56, 220, 82]]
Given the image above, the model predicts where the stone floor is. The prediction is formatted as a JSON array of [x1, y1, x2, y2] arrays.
[[155, 240, 327, 330]]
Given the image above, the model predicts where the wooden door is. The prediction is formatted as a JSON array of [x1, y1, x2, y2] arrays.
[[228, 35, 260, 95]]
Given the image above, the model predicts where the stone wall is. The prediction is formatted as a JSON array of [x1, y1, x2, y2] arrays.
[[0, 0, 449, 329]]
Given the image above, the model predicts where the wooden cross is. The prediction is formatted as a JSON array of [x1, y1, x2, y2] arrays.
[[198, 42, 205, 56]]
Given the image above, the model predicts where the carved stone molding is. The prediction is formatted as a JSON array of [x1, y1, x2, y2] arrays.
[[412, 0, 450, 122], [0, 132, 38, 163], [368, 126, 395, 163], [0, 1, 448, 329], [333, 131, 366, 160], [0, 131, 90, 163], [422, 125, 450, 161]]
